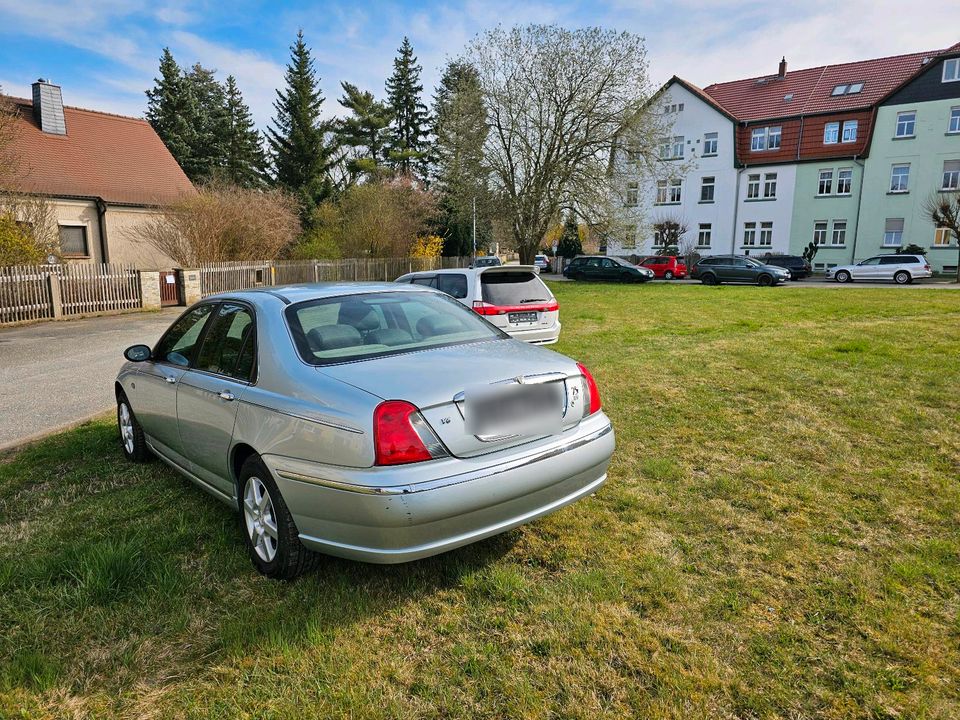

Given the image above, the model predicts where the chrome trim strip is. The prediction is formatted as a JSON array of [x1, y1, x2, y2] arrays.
[[147, 440, 237, 506], [239, 399, 365, 434], [276, 422, 612, 496]]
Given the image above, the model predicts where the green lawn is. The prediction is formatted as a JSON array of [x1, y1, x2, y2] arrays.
[[2, 284, 960, 719]]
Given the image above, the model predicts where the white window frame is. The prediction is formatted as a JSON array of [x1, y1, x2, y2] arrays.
[[625, 182, 639, 207], [672, 136, 685, 160], [883, 218, 904, 247], [698, 223, 712, 247], [703, 132, 718, 155], [895, 111, 916, 138], [669, 178, 683, 203], [759, 222, 773, 247], [841, 120, 858, 143], [817, 169, 833, 196], [751, 128, 766, 151], [831, 220, 847, 247], [837, 168, 853, 195], [743, 222, 757, 246], [700, 176, 715, 203], [824, 122, 839, 144], [655, 180, 668, 204], [890, 164, 910, 193], [813, 221, 828, 246], [763, 173, 777, 199], [943, 160, 960, 191], [943, 58, 960, 83], [768, 126, 781, 150], [950, 107, 960, 134], [746, 174, 761, 199], [934, 227, 955, 247]]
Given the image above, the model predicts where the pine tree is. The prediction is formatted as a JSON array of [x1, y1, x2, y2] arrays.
[[557, 215, 583, 258], [223, 75, 267, 187], [385, 37, 430, 178], [337, 81, 393, 183], [183, 63, 229, 182], [432, 61, 491, 255], [145, 48, 197, 177], [267, 30, 335, 221]]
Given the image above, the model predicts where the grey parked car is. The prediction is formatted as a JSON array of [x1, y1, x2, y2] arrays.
[[116, 284, 614, 579], [825, 254, 932, 284], [690, 255, 791, 286]]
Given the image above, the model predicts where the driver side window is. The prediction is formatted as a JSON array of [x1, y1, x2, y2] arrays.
[[861, 257, 881, 266], [154, 304, 216, 367]]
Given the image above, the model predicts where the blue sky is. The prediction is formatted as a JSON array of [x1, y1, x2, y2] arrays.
[[1, 0, 958, 131]]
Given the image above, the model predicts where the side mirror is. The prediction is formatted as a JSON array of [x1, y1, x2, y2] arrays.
[[124, 344, 152, 362]]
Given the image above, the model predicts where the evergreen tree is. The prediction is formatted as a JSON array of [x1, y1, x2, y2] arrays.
[[267, 30, 335, 221], [145, 48, 197, 177], [183, 63, 229, 182], [432, 61, 492, 256], [222, 75, 267, 187], [336, 82, 392, 183], [385, 37, 430, 178], [557, 215, 583, 258]]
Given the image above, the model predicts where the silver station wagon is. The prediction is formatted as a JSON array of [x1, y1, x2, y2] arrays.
[[116, 284, 615, 579]]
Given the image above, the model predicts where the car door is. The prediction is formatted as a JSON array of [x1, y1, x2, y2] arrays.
[[176, 302, 257, 496], [878, 256, 904, 280], [133, 303, 216, 460], [852, 257, 881, 280], [582, 257, 602, 279], [598, 258, 619, 280]]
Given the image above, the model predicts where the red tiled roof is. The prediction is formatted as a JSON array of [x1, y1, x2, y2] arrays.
[[703, 49, 942, 122], [3, 96, 194, 205]]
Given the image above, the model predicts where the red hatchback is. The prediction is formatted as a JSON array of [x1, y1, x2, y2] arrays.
[[640, 255, 687, 279]]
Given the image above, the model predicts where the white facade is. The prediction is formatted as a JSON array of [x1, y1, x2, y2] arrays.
[[608, 82, 737, 257], [731, 164, 797, 257]]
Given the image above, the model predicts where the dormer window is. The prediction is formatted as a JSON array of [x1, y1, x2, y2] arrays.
[[944, 59, 960, 83]]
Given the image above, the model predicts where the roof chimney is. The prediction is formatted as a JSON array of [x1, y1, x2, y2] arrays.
[[778, 57, 787, 79], [31, 79, 66, 135]]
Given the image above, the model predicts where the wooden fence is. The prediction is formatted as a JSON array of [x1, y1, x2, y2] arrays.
[[0, 263, 141, 325], [200, 257, 473, 297]]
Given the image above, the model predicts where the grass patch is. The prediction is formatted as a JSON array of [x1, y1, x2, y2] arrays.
[[1, 284, 959, 718]]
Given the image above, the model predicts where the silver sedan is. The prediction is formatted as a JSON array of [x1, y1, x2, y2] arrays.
[[116, 284, 615, 579]]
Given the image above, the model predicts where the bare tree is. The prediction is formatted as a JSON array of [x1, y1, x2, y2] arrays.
[[925, 190, 960, 283], [136, 183, 300, 266], [465, 25, 660, 263], [652, 216, 688, 253]]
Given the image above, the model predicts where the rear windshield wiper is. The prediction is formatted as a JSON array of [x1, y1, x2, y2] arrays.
[[520, 298, 547, 303]]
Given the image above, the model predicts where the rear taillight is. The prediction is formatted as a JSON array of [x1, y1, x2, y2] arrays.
[[373, 400, 441, 465], [576, 362, 602, 416], [473, 299, 559, 315]]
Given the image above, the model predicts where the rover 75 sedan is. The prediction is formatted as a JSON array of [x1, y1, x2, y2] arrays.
[[115, 284, 615, 579]]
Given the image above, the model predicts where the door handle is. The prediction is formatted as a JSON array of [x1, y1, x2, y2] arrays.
[[164, 376, 177, 384], [219, 391, 235, 401]]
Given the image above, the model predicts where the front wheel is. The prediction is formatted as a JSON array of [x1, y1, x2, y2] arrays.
[[835, 270, 851, 283], [758, 274, 774, 287], [117, 393, 150, 462], [894, 270, 912, 285], [239, 456, 317, 580]]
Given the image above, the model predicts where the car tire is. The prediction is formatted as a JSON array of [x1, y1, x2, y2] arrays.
[[894, 270, 912, 285], [117, 392, 150, 463], [664, 271, 674, 280], [758, 274, 774, 287], [238, 455, 317, 580], [835, 270, 851, 283], [701, 273, 718, 285]]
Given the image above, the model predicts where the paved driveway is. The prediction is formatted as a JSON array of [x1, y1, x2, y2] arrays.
[[0, 310, 182, 451]]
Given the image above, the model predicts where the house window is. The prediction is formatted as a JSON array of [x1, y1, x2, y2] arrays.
[[824, 122, 840, 144], [831, 220, 847, 246], [700, 176, 715, 202], [763, 173, 777, 198], [837, 168, 853, 195], [890, 164, 910, 193], [747, 174, 761, 199], [672, 136, 685, 159], [655, 180, 668, 204], [943, 160, 960, 190], [59, 225, 89, 257], [768, 126, 781, 149], [950, 107, 960, 134], [943, 58, 960, 83], [751, 128, 766, 151], [759, 222, 773, 246], [883, 218, 904, 247], [703, 132, 718, 155], [652, 226, 665, 247], [934, 227, 955, 246], [625, 146, 641, 165], [818, 169, 833, 195], [743, 222, 757, 246], [896, 111, 916, 137], [669, 178, 683, 203], [625, 182, 639, 207], [847, 82, 864, 94], [659, 139, 672, 160], [623, 225, 637, 250], [813, 221, 828, 246], [841, 120, 858, 143], [698, 223, 712, 247]]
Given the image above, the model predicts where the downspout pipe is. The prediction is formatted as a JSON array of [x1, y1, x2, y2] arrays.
[[849, 156, 866, 264], [95, 197, 109, 263]]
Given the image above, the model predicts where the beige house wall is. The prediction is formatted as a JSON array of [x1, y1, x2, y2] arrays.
[[48, 198, 104, 263], [104, 205, 177, 270]]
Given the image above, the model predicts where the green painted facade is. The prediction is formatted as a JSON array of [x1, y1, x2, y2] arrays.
[[857, 99, 960, 273], [788, 162, 864, 268]]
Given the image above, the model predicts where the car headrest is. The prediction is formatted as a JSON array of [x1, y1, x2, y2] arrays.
[[307, 324, 363, 351], [338, 302, 380, 331], [416, 314, 463, 338], [365, 328, 414, 347]]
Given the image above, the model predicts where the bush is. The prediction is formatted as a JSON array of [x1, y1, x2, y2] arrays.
[[0, 212, 44, 265], [410, 235, 444, 258]]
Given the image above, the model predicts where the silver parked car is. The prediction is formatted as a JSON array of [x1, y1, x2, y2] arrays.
[[116, 284, 614, 579], [395, 266, 561, 345], [826, 254, 932, 284]]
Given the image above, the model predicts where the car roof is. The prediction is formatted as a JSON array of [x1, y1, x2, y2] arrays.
[[402, 265, 538, 276], [203, 282, 440, 307]]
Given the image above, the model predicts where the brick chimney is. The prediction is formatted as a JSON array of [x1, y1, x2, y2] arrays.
[[778, 57, 787, 79], [31, 79, 66, 135]]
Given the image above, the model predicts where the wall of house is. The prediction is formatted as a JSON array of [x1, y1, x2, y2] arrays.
[[858, 98, 960, 272], [104, 205, 178, 269], [788, 161, 864, 269], [607, 83, 737, 257], [732, 163, 797, 256], [49, 198, 105, 263]]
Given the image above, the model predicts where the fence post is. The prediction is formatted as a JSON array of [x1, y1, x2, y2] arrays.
[[178, 269, 202, 305], [139, 271, 161, 310], [47, 273, 63, 319]]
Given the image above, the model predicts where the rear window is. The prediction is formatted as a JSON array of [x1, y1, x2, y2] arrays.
[[480, 271, 551, 306], [286, 292, 504, 365]]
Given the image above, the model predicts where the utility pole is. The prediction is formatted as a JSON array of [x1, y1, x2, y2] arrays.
[[472, 196, 477, 260]]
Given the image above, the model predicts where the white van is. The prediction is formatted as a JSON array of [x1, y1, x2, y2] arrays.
[[395, 266, 561, 344]]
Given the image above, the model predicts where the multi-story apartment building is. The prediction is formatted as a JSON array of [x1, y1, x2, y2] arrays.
[[609, 43, 960, 273]]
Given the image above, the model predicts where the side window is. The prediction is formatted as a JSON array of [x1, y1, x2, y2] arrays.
[[436, 273, 468, 299], [195, 303, 256, 381], [587, 258, 602, 267], [880, 256, 905, 265], [602, 259, 616, 268], [411, 275, 437, 288], [154, 305, 216, 367], [861, 257, 881, 266]]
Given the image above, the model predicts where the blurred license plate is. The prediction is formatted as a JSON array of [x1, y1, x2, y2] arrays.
[[464, 382, 562, 437], [508, 311, 538, 323]]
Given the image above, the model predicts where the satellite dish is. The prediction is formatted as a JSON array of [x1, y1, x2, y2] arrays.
[[46, 254, 58, 265]]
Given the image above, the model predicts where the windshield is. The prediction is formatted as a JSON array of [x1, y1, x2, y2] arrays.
[[286, 291, 505, 365]]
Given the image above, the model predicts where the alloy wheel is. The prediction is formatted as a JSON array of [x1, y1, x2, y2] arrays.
[[118, 402, 135, 455], [243, 476, 279, 562]]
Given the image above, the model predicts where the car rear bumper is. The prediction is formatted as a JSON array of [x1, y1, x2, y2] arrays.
[[504, 322, 561, 345], [263, 413, 614, 563]]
